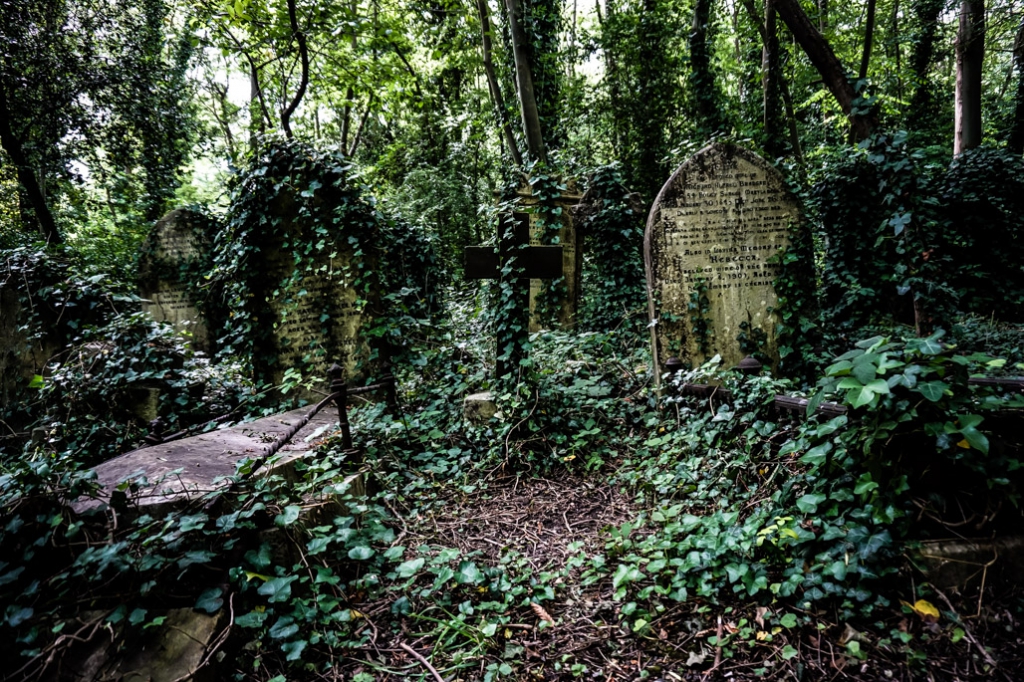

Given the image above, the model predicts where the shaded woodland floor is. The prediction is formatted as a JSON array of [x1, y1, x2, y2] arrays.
[[313, 472, 1024, 682]]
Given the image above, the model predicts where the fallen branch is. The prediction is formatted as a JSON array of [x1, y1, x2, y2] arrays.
[[399, 642, 445, 682]]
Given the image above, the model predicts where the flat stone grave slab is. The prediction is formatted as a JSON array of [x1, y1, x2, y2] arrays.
[[79, 408, 343, 513]]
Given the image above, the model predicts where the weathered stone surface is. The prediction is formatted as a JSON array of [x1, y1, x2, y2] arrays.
[[0, 285, 57, 407], [249, 199, 371, 393], [78, 407, 341, 514], [138, 209, 213, 351], [464, 391, 499, 422], [916, 536, 1024, 589], [645, 143, 800, 374], [61, 608, 226, 682], [515, 185, 584, 331]]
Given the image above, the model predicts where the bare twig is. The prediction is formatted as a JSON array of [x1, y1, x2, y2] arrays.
[[930, 585, 999, 670], [399, 642, 445, 682]]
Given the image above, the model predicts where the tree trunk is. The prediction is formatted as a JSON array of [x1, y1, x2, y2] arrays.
[[689, 0, 725, 133], [280, 0, 310, 139], [348, 96, 374, 157], [774, 0, 875, 140], [504, 0, 547, 163], [476, 0, 524, 166], [0, 80, 61, 244], [780, 76, 804, 162], [858, 0, 876, 81], [1006, 16, 1023, 153], [763, 0, 784, 157], [595, 0, 624, 158], [953, 0, 985, 156], [907, 0, 944, 128]]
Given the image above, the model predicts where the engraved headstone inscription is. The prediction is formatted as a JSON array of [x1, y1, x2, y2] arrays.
[[644, 143, 801, 374], [138, 209, 213, 351]]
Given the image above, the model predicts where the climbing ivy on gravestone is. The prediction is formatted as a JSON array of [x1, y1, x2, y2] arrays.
[[575, 164, 646, 332], [214, 139, 438, 393]]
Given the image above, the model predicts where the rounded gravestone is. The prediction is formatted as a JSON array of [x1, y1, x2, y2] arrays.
[[138, 209, 214, 351], [644, 143, 801, 375]]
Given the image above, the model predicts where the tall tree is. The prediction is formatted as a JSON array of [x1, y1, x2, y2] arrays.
[[954, 0, 985, 155], [858, 0, 877, 81], [1010, 16, 1024, 153], [906, 0, 945, 131], [689, 0, 729, 133], [505, 0, 547, 163], [774, 0, 876, 140], [477, 0, 524, 166], [762, 0, 785, 156]]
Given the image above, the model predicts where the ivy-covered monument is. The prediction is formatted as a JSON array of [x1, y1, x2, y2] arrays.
[[215, 141, 438, 392]]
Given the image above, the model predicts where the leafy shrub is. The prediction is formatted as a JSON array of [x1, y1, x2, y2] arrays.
[[22, 313, 252, 466], [812, 136, 1024, 334], [576, 163, 647, 332]]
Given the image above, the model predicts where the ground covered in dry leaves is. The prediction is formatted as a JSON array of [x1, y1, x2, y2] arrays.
[[326, 472, 1024, 682]]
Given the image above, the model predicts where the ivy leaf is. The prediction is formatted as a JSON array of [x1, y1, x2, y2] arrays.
[[781, 644, 799, 660], [5, 605, 33, 627], [849, 379, 890, 408], [396, 558, 425, 578], [195, 588, 223, 614], [269, 616, 299, 639], [348, 546, 375, 561], [800, 442, 832, 465], [796, 493, 826, 514], [275, 506, 301, 526], [612, 563, 644, 591], [914, 381, 949, 402], [889, 212, 912, 236], [281, 639, 307, 661], [851, 358, 878, 384], [456, 561, 484, 585], [825, 360, 853, 376], [854, 474, 879, 495], [258, 576, 297, 602], [382, 546, 406, 561], [957, 415, 989, 454]]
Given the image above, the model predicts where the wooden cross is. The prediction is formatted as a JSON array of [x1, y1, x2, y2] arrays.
[[465, 212, 563, 379]]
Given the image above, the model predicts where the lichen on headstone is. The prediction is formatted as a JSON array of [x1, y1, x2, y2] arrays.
[[644, 143, 802, 375]]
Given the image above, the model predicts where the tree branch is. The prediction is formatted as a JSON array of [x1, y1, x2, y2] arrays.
[[504, 0, 547, 163], [280, 0, 310, 139], [774, 0, 875, 140], [476, 0, 524, 166]]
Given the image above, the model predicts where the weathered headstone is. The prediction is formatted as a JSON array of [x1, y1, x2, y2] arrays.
[[0, 277, 59, 408], [644, 143, 800, 374], [513, 185, 583, 331], [138, 209, 213, 351], [248, 198, 372, 391]]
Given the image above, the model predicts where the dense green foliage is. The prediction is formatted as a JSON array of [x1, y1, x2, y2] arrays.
[[814, 137, 1024, 332], [2, 0, 1024, 676]]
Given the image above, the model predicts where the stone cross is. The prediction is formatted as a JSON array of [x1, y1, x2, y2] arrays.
[[465, 213, 563, 379]]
